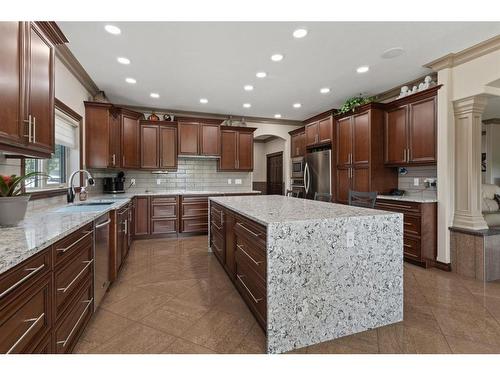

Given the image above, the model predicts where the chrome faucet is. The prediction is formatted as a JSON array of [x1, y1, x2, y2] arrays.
[[67, 170, 95, 203]]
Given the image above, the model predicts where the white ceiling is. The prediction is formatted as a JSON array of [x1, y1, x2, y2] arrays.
[[58, 22, 500, 121]]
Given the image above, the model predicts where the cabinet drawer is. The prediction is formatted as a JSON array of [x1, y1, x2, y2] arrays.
[[151, 196, 177, 204], [0, 275, 52, 354], [54, 281, 93, 354], [403, 215, 421, 237], [182, 203, 208, 217], [54, 243, 93, 320], [210, 202, 224, 225], [234, 217, 267, 251], [0, 248, 51, 300], [235, 236, 266, 282], [151, 204, 177, 218], [210, 215, 224, 237], [33, 332, 52, 353], [182, 217, 208, 233], [151, 218, 177, 234], [404, 236, 421, 259], [375, 200, 421, 214], [181, 195, 210, 203], [235, 260, 266, 329], [53, 224, 93, 266], [210, 230, 225, 263]]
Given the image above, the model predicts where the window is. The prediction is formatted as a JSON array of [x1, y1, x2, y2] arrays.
[[25, 109, 79, 191]]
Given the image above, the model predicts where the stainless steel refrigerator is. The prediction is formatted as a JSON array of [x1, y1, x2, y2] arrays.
[[304, 149, 331, 200]]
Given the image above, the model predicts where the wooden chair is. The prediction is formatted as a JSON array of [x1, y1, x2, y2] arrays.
[[314, 192, 332, 202], [286, 189, 299, 197], [348, 190, 377, 208]]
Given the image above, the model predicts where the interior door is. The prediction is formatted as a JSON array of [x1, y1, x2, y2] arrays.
[[121, 115, 140, 168], [266, 152, 283, 195], [141, 125, 159, 168], [385, 106, 408, 165], [409, 97, 437, 164], [237, 131, 253, 170], [159, 126, 177, 169], [28, 22, 54, 154], [352, 112, 369, 165], [336, 117, 352, 167], [220, 130, 237, 170]]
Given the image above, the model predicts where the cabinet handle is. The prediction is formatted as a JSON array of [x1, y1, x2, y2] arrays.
[[57, 298, 93, 348], [377, 203, 413, 210], [6, 312, 45, 354], [23, 115, 32, 142], [236, 222, 260, 238], [408, 148, 411, 161], [32, 116, 36, 143], [122, 155, 125, 166], [236, 244, 263, 266], [404, 244, 413, 249], [237, 274, 263, 303], [56, 231, 93, 253], [211, 221, 222, 230], [403, 149, 406, 162], [112, 154, 116, 166], [57, 260, 93, 293], [95, 219, 111, 229], [0, 264, 45, 299]]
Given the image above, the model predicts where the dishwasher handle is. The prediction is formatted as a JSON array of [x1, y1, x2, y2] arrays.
[[95, 219, 111, 229]]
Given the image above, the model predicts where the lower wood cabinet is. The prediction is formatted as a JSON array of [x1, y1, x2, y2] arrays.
[[151, 196, 178, 235], [180, 195, 211, 234]]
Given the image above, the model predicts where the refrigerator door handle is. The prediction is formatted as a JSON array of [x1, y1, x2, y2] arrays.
[[304, 163, 310, 194]]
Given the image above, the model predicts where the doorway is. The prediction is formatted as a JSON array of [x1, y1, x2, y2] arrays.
[[266, 151, 283, 195]]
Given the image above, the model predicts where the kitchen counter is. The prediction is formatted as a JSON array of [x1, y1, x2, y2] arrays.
[[377, 194, 437, 203], [209, 195, 404, 353], [0, 190, 258, 275]]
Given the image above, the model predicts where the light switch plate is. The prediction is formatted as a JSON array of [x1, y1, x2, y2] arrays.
[[413, 178, 420, 186], [156, 179, 161, 185], [346, 232, 354, 247], [227, 179, 232, 184], [131, 178, 136, 186], [235, 179, 242, 185]]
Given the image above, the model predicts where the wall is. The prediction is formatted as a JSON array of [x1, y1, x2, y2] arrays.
[[398, 166, 437, 200], [88, 158, 252, 194], [483, 121, 500, 186], [253, 138, 287, 194]]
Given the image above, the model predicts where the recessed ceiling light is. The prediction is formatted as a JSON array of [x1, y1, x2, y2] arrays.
[[381, 47, 405, 59], [293, 103, 302, 108], [199, 98, 208, 104], [293, 28, 308, 38], [117, 57, 130, 65], [243, 103, 252, 108], [104, 25, 121, 35], [356, 66, 369, 74], [271, 54, 284, 62], [244, 85, 254, 91], [150, 93, 160, 99], [125, 77, 136, 84], [256, 72, 267, 78], [320, 87, 331, 94], [274, 114, 282, 119]]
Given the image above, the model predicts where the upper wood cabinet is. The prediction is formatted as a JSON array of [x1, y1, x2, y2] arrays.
[[140, 120, 177, 170], [0, 22, 66, 158], [178, 119, 221, 156], [289, 127, 305, 158], [121, 110, 142, 169], [305, 116, 332, 147], [384, 86, 440, 166], [219, 126, 256, 171]]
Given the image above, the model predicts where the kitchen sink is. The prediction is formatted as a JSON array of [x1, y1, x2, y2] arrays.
[[75, 202, 115, 206], [54, 201, 115, 213]]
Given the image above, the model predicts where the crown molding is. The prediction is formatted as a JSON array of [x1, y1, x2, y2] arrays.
[[375, 73, 438, 103], [483, 118, 500, 125], [424, 34, 500, 71], [35, 22, 68, 45], [55, 44, 100, 97]]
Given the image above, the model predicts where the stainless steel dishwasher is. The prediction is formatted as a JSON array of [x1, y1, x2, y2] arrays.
[[94, 212, 111, 310]]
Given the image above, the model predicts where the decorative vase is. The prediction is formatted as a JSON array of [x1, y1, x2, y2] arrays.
[[148, 112, 160, 121], [0, 195, 30, 227]]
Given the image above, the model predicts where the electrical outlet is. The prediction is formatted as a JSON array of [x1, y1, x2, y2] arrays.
[[227, 179, 232, 185], [156, 179, 161, 185], [130, 178, 136, 186], [346, 232, 354, 247], [235, 179, 242, 185], [413, 178, 420, 186]]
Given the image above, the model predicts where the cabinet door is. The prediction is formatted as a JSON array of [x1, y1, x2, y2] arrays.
[[134, 197, 149, 236], [178, 122, 199, 155], [336, 117, 352, 167], [141, 125, 159, 168], [27, 22, 54, 155], [298, 131, 305, 156], [220, 130, 237, 170], [238, 131, 253, 170], [121, 115, 140, 168], [385, 106, 408, 165], [352, 167, 370, 192], [318, 117, 332, 144], [409, 97, 437, 164], [199, 123, 220, 156], [0, 22, 25, 147], [305, 122, 318, 146], [109, 111, 121, 168], [290, 133, 299, 158], [159, 126, 177, 169], [336, 167, 351, 204], [352, 112, 369, 165]]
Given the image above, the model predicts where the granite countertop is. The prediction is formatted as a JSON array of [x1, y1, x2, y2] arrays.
[[210, 195, 399, 226], [377, 194, 438, 203]]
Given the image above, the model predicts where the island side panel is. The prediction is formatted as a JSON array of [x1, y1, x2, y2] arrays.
[[266, 213, 403, 354]]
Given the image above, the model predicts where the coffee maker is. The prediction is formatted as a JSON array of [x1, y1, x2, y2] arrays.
[[103, 171, 126, 194]]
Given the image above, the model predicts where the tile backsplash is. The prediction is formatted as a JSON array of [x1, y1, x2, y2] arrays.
[[398, 166, 437, 200], [88, 158, 252, 194]]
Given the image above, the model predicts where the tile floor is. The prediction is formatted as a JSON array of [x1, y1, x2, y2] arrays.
[[74, 235, 500, 354]]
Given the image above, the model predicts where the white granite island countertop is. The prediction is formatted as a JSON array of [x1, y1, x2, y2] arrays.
[[209, 195, 404, 354]]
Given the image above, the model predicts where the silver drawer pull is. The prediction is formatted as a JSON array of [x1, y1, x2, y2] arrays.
[[236, 244, 263, 266], [211, 207, 222, 214], [56, 230, 93, 253], [377, 203, 413, 210], [6, 312, 45, 354], [0, 264, 45, 299], [57, 298, 93, 348], [57, 260, 94, 294], [236, 274, 263, 304], [237, 223, 260, 238], [95, 219, 111, 229], [211, 221, 222, 230]]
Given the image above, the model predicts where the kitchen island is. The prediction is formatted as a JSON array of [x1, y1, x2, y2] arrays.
[[209, 195, 403, 354]]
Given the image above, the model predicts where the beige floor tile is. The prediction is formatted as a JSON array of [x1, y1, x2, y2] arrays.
[[73, 338, 99, 354], [140, 304, 206, 337], [135, 278, 201, 297], [473, 294, 500, 323], [377, 323, 451, 354], [79, 309, 135, 347], [446, 335, 500, 354], [162, 338, 216, 354], [232, 323, 266, 354]]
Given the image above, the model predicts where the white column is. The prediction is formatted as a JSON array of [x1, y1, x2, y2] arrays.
[[453, 95, 489, 230]]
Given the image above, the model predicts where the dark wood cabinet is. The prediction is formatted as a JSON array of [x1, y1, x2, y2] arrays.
[[121, 110, 141, 169], [335, 104, 397, 204], [178, 121, 199, 155], [180, 195, 211, 234], [150, 196, 178, 235], [305, 115, 332, 147], [134, 196, 150, 236], [219, 126, 256, 171], [199, 123, 220, 156], [384, 86, 440, 166], [178, 120, 221, 156], [289, 127, 305, 158], [140, 120, 177, 170], [0, 22, 66, 158]]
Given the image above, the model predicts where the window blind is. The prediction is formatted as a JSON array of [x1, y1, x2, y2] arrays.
[[55, 110, 78, 148]]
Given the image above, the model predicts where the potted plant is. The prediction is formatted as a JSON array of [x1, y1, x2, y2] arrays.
[[0, 172, 44, 226], [336, 94, 375, 115]]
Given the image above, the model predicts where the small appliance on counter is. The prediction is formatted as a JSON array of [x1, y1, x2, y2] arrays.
[[103, 171, 126, 194]]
